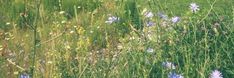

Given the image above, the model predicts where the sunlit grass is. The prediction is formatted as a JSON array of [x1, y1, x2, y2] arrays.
[[0, 0, 234, 78]]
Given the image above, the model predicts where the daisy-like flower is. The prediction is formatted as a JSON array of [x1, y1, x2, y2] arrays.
[[146, 21, 155, 27], [144, 11, 154, 18], [162, 61, 176, 69], [209, 70, 223, 78], [105, 16, 119, 24], [189, 3, 200, 13], [168, 71, 184, 78], [171, 16, 180, 23], [146, 48, 154, 53]]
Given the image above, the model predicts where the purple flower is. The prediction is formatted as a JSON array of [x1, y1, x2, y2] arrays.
[[162, 61, 176, 69], [209, 70, 223, 78], [105, 16, 119, 24], [20, 73, 30, 78], [158, 12, 168, 20], [146, 21, 155, 27], [171, 16, 180, 23], [144, 11, 154, 18], [190, 3, 200, 13], [168, 72, 184, 78]]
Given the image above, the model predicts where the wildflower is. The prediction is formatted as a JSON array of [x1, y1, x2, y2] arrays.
[[158, 12, 168, 20], [6, 22, 10, 25], [209, 70, 223, 78], [70, 30, 74, 34], [146, 48, 154, 53], [146, 21, 155, 27], [105, 16, 119, 24], [61, 20, 66, 24], [168, 71, 184, 78], [77, 6, 81, 9], [171, 16, 180, 23], [90, 30, 94, 33], [20, 73, 30, 78], [144, 11, 154, 18], [162, 61, 176, 69], [189, 3, 200, 13], [59, 11, 65, 14]]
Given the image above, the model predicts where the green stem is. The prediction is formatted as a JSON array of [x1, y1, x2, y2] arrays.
[[31, 0, 41, 78]]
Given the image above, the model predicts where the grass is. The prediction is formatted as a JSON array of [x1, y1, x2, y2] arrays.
[[0, 0, 234, 78]]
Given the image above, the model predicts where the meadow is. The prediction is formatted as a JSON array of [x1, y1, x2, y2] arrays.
[[0, 0, 234, 78]]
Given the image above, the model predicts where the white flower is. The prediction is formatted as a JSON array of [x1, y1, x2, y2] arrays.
[[210, 70, 223, 78], [162, 61, 176, 69], [59, 11, 65, 14], [144, 11, 154, 18], [171, 16, 180, 23], [61, 20, 66, 24], [70, 30, 74, 34], [146, 48, 154, 53], [6, 22, 10, 25], [190, 3, 200, 13], [105, 16, 119, 24], [77, 6, 81, 8]]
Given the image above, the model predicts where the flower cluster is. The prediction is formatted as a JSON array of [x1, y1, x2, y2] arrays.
[[143, 11, 155, 27]]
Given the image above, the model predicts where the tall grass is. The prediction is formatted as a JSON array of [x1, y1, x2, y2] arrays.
[[0, 0, 234, 78]]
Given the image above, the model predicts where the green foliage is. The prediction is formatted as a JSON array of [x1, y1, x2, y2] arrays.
[[124, 1, 143, 30], [0, 0, 234, 78]]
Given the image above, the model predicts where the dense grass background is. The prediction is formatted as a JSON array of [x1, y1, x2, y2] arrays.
[[0, 0, 234, 78]]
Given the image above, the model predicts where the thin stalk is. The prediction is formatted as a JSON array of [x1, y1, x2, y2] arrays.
[[31, 0, 41, 78]]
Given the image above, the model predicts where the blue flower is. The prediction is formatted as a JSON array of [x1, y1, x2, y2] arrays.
[[146, 21, 155, 27], [168, 72, 184, 78], [209, 70, 223, 78], [144, 11, 154, 18], [157, 12, 168, 20], [20, 73, 30, 78], [105, 16, 119, 24], [171, 16, 180, 23], [189, 3, 200, 13], [162, 61, 176, 69]]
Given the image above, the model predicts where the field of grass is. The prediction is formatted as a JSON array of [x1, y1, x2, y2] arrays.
[[0, 0, 234, 78]]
